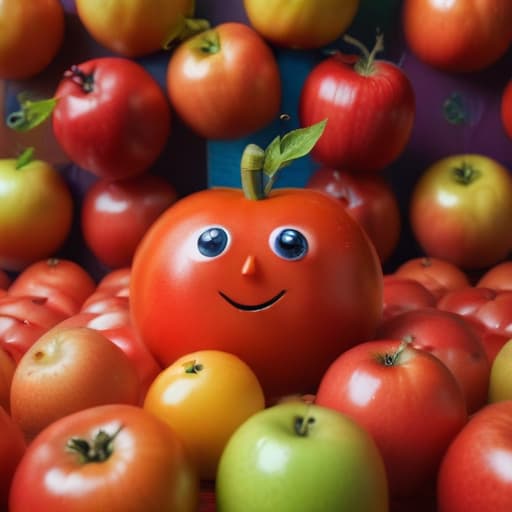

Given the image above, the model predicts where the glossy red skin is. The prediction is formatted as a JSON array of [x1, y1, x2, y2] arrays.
[[130, 187, 383, 400], [96, 267, 131, 292], [0, 406, 25, 510], [9, 404, 200, 512], [167, 22, 281, 140], [381, 275, 436, 321], [437, 400, 512, 512], [82, 174, 177, 269], [315, 339, 468, 498], [477, 260, 512, 290], [56, 300, 162, 400], [299, 52, 415, 171], [53, 57, 171, 180], [403, 0, 512, 73], [306, 168, 401, 263], [8, 258, 96, 317], [438, 287, 512, 362], [0, 295, 68, 363], [394, 256, 470, 299], [501, 80, 512, 139], [377, 307, 491, 414]]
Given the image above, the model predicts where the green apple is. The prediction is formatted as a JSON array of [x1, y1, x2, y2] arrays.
[[216, 402, 389, 512], [488, 338, 512, 402]]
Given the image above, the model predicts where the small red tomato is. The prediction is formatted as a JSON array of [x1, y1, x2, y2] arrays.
[[81, 174, 178, 269]]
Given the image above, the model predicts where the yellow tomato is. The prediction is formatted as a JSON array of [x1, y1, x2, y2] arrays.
[[75, 0, 196, 57], [243, 0, 360, 49], [143, 350, 265, 481]]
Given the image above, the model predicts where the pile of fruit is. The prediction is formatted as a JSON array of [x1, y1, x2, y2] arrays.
[[1, 1, 512, 511]]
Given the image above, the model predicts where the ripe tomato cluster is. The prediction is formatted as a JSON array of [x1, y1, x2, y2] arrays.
[[1, 1, 512, 512]]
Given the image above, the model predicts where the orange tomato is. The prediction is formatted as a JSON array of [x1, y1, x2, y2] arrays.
[[143, 350, 266, 481], [75, 0, 195, 57], [0, 0, 65, 79]]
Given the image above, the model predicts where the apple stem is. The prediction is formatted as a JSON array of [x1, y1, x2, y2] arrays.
[[343, 32, 384, 76], [452, 162, 481, 185], [66, 425, 123, 464], [183, 360, 204, 374], [382, 338, 411, 366], [294, 415, 316, 437]]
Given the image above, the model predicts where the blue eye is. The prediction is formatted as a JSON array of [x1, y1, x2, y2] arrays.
[[197, 227, 229, 257], [272, 228, 308, 260]]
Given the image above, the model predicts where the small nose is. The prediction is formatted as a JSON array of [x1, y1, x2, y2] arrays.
[[241, 255, 257, 275]]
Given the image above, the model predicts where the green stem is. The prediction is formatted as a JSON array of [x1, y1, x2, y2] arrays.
[[294, 414, 316, 437], [183, 360, 204, 374], [15, 147, 35, 169], [66, 425, 123, 464], [343, 32, 384, 76], [162, 16, 211, 50], [240, 144, 266, 200], [452, 162, 481, 185]]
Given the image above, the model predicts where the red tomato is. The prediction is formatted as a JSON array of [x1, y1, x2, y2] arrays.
[[501, 80, 512, 140], [75, 0, 194, 57], [315, 339, 468, 498], [394, 256, 470, 299], [96, 267, 131, 293], [52, 57, 171, 180], [144, 350, 265, 481], [8, 258, 96, 317], [0, 347, 15, 411], [477, 260, 512, 291], [403, 0, 512, 72], [306, 168, 401, 263], [0, 406, 25, 510], [0, 295, 68, 363], [410, 154, 512, 270], [243, 0, 360, 49], [81, 174, 178, 269], [437, 400, 512, 512], [0, 153, 73, 272], [130, 187, 383, 400], [10, 326, 141, 441], [0, 0, 64, 79], [166, 22, 282, 140], [299, 35, 415, 171], [377, 307, 491, 414], [381, 275, 437, 321], [9, 404, 200, 512]]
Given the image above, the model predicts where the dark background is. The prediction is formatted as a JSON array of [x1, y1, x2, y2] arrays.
[[2, 0, 512, 279]]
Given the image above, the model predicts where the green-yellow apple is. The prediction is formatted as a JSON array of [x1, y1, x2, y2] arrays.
[[488, 337, 512, 402], [216, 402, 389, 512]]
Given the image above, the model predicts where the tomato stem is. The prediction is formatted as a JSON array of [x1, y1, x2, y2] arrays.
[[66, 425, 123, 464], [343, 32, 384, 76], [241, 144, 266, 200], [183, 360, 204, 374], [64, 65, 95, 93], [451, 162, 481, 185], [380, 339, 410, 366]]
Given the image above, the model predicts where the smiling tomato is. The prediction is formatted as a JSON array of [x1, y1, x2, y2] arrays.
[[129, 123, 383, 400]]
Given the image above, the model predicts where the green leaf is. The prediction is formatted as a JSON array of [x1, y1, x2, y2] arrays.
[[6, 93, 57, 132], [263, 119, 327, 177], [15, 147, 35, 169]]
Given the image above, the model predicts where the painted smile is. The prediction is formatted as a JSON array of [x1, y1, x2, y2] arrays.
[[219, 290, 286, 311]]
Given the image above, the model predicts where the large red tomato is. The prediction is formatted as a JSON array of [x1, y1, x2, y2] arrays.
[[402, 0, 512, 73], [477, 260, 512, 290], [0, 151, 73, 272], [243, 0, 360, 49], [410, 154, 512, 270], [52, 57, 171, 180], [299, 35, 415, 171], [130, 186, 382, 400], [166, 22, 282, 140], [306, 168, 401, 263], [75, 0, 195, 57], [0, 0, 64, 79], [437, 400, 512, 512], [81, 174, 178, 269], [315, 339, 468, 498], [9, 404, 200, 512]]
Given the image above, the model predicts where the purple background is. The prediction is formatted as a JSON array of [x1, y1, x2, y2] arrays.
[[2, 0, 512, 278]]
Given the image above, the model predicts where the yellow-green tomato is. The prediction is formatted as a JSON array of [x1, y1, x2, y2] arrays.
[[0, 151, 73, 272], [243, 0, 360, 49]]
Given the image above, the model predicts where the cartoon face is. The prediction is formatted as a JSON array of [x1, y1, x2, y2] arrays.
[[130, 187, 383, 399]]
